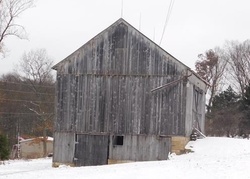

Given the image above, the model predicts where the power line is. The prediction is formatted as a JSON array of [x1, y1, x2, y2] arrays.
[[159, 0, 175, 45], [0, 98, 55, 104], [0, 112, 53, 115], [0, 114, 54, 119], [0, 81, 55, 89], [0, 88, 54, 96]]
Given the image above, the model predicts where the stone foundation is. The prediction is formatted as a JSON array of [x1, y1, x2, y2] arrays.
[[171, 136, 190, 155]]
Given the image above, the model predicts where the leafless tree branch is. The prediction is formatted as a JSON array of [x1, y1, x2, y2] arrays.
[[0, 0, 34, 57], [224, 40, 250, 95], [195, 48, 227, 112]]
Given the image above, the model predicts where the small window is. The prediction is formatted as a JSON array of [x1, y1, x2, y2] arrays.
[[113, 135, 124, 146]]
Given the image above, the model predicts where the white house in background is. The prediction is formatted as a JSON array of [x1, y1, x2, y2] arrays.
[[11, 137, 53, 159]]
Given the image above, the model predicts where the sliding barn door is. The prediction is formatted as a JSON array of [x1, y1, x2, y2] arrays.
[[74, 134, 109, 166]]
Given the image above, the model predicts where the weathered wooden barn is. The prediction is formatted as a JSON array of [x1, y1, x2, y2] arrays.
[[52, 18, 207, 167]]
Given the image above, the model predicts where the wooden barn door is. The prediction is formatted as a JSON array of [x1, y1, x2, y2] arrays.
[[192, 86, 204, 132], [74, 134, 109, 166]]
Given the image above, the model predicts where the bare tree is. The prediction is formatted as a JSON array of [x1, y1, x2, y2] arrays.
[[224, 40, 250, 96], [195, 48, 227, 112], [0, 72, 52, 154], [0, 0, 34, 57], [17, 49, 55, 157], [0, 73, 26, 150], [18, 49, 54, 84], [0, 89, 4, 134]]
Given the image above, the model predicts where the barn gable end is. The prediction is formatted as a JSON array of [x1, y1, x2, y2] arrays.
[[52, 18, 206, 167]]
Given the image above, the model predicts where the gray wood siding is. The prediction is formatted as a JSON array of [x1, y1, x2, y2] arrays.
[[185, 75, 206, 135], [109, 134, 171, 161], [55, 22, 186, 76], [54, 20, 188, 136], [74, 134, 109, 166], [55, 74, 186, 135], [52, 132, 75, 164]]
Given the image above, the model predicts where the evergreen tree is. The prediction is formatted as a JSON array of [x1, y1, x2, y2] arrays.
[[206, 86, 240, 137], [239, 85, 250, 136], [212, 86, 239, 110], [0, 134, 10, 160]]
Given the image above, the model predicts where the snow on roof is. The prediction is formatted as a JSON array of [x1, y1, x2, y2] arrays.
[[20, 137, 53, 143]]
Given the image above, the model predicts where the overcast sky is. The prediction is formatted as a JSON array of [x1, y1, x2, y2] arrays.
[[1, 0, 250, 75]]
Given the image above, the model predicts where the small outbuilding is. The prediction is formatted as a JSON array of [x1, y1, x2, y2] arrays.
[[11, 137, 53, 159], [52, 18, 207, 167]]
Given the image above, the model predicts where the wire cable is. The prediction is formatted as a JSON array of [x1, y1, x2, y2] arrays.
[[0, 112, 53, 115], [0, 81, 55, 89], [0, 98, 55, 104], [159, 0, 175, 45], [0, 88, 54, 96]]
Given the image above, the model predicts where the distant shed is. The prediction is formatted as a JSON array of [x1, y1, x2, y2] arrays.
[[20, 137, 53, 159], [52, 18, 207, 167]]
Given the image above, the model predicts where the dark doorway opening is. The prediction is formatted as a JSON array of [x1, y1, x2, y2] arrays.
[[74, 134, 109, 166], [113, 135, 124, 145]]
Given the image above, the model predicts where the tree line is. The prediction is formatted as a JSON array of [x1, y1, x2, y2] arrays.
[[0, 49, 55, 159], [195, 40, 250, 137], [1, 0, 45, 160]]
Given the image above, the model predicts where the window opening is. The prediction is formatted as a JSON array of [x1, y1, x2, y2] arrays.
[[113, 135, 124, 146]]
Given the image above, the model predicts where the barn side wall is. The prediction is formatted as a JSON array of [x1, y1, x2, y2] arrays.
[[185, 74, 206, 136], [55, 74, 186, 136], [52, 132, 75, 167], [54, 22, 188, 136], [109, 134, 171, 161]]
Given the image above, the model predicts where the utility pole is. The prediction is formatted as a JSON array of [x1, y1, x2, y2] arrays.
[[121, 0, 123, 18], [17, 118, 20, 159]]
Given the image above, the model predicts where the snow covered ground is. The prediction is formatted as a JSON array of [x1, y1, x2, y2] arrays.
[[0, 137, 250, 179]]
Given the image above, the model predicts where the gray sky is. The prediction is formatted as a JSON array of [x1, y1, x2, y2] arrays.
[[1, 0, 250, 75]]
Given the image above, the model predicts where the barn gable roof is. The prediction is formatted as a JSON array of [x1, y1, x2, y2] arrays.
[[52, 18, 207, 86], [52, 18, 189, 71]]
